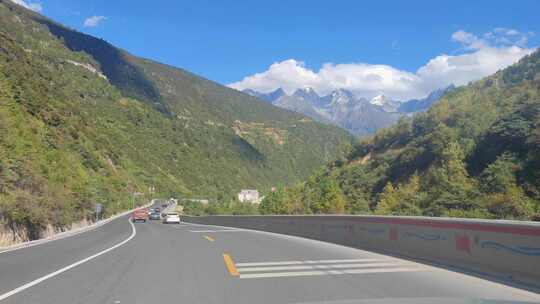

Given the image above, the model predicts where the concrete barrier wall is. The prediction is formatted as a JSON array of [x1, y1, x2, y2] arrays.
[[182, 215, 540, 290]]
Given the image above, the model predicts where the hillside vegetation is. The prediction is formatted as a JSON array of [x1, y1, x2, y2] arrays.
[[260, 50, 540, 220], [0, 1, 351, 242]]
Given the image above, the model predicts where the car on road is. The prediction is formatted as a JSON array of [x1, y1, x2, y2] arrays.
[[132, 208, 149, 222], [162, 213, 181, 224], [149, 212, 161, 220]]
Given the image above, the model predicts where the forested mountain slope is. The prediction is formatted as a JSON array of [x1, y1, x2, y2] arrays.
[[261, 50, 540, 220], [0, 0, 351, 242]]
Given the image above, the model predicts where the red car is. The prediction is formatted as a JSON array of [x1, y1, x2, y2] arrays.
[[132, 208, 149, 222]]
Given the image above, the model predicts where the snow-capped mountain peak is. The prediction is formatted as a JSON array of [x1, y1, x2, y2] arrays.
[[370, 94, 401, 112], [370, 94, 387, 106], [292, 87, 320, 103], [293, 86, 317, 96], [327, 89, 354, 105], [239, 86, 449, 136]]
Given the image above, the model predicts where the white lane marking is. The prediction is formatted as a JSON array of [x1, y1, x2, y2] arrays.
[[187, 229, 247, 233], [180, 222, 213, 227], [237, 262, 409, 273], [0, 219, 137, 302], [180, 222, 244, 229], [235, 258, 386, 267], [0, 203, 151, 255], [239, 267, 429, 279]]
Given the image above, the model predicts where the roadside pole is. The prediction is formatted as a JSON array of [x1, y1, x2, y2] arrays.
[[95, 203, 103, 223]]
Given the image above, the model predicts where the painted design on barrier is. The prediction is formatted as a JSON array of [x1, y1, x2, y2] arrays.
[[455, 234, 471, 254], [403, 232, 447, 241], [480, 241, 540, 256], [366, 228, 385, 235]]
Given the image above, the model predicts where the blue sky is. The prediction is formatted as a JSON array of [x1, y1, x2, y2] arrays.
[[14, 0, 540, 99]]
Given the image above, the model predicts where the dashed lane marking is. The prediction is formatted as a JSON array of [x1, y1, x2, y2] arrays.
[[203, 235, 215, 242]]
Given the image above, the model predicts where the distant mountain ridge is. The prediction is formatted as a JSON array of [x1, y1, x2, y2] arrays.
[[259, 49, 540, 220], [398, 85, 456, 113], [243, 86, 454, 136], [0, 0, 352, 242]]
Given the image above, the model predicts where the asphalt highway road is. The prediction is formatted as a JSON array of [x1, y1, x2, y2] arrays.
[[1, 209, 539, 304]]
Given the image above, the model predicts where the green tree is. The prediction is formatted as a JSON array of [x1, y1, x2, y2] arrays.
[[259, 189, 288, 214], [284, 184, 307, 214], [375, 174, 423, 215], [375, 183, 398, 215], [424, 140, 479, 215], [309, 178, 345, 214], [480, 153, 534, 219], [481, 153, 521, 193]]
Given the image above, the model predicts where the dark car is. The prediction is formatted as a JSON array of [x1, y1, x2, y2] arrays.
[[154, 207, 160, 213], [149, 212, 161, 220]]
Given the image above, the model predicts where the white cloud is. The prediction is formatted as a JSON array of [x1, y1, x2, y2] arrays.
[[229, 29, 535, 100], [454, 28, 534, 49], [83, 15, 107, 28], [451, 30, 487, 49], [229, 59, 421, 100], [9, 0, 42, 12], [417, 45, 530, 93]]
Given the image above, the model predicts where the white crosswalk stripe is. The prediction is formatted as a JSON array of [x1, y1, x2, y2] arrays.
[[238, 267, 429, 279], [187, 229, 247, 233], [237, 262, 410, 272], [234, 258, 430, 279], [235, 258, 386, 267]]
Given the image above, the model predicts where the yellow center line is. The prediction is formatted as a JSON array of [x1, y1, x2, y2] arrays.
[[203, 235, 215, 242], [223, 253, 239, 277]]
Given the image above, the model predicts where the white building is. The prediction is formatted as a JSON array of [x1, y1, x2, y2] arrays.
[[238, 189, 261, 204]]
